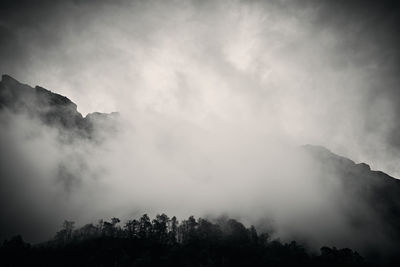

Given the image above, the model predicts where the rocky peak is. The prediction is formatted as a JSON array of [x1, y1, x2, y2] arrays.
[[1, 74, 20, 86], [0, 74, 118, 139]]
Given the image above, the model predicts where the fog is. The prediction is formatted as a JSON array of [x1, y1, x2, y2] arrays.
[[1, 0, 400, 256]]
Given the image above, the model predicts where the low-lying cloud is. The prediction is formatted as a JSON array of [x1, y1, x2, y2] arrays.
[[1, 0, 400, 257]]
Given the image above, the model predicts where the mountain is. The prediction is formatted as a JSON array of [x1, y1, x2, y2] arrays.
[[302, 144, 400, 229], [302, 144, 400, 260], [0, 74, 118, 139], [1, 75, 400, 264]]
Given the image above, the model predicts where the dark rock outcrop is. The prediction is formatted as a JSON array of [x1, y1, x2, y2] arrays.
[[0, 74, 118, 139]]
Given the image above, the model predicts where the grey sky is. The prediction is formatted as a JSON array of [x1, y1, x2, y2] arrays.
[[1, 0, 400, 254], [1, 0, 399, 176]]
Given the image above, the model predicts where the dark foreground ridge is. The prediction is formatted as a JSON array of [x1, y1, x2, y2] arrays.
[[1, 214, 367, 267]]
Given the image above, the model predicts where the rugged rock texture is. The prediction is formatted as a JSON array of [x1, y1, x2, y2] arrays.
[[0, 74, 118, 139]]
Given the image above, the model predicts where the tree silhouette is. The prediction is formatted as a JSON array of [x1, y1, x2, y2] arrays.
[[152, 213, 169, 243], [54, 220, 75, 243], [0, 214, 372, 267], [138, 214, 152, 239]]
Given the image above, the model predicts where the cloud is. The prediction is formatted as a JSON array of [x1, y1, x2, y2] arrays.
[[1, 0, 400, 257], [1, 0, 399, 175]]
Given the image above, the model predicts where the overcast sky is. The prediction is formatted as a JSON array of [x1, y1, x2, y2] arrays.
[[1, 0, 400, 177], [1, 0, 400, 252]]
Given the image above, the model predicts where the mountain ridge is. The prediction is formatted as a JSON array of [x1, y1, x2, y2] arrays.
[[0, 74, 118, 138], [1, 75, 400, 261]]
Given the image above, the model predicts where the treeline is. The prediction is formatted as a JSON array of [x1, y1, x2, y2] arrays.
[[1, 214, 366, 266]]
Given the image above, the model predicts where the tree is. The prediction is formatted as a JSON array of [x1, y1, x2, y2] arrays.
[[102, 217, 121, 237], [248, 225, 258, 244], [54, 220, 75, 244], [75, 223, 98, 240], [178, 216, 198, 244], [197, 218, 222, 244], [152, 214, 169, 243], [138, 214, 152, 239], [221, 219, 249, 244], [168, 216, 178, 244], [125, 219, 139, 239]]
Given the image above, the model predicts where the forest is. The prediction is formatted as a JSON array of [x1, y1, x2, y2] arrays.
[[1, 214, 370, 267]]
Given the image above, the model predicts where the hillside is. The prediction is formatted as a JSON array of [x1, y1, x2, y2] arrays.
[[1, 75, 400, 266]]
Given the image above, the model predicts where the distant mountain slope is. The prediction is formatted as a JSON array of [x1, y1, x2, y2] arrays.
[[302, 145, 400, 256], [302, 145, 400, 210], [0, 74, 118, 139]]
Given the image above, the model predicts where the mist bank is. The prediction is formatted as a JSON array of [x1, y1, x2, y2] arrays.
[[1, 0, 400, 178], [1, 75, 400, 260]]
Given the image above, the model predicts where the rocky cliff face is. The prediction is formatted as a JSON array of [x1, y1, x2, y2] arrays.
[[0, 74, 118, 139]]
